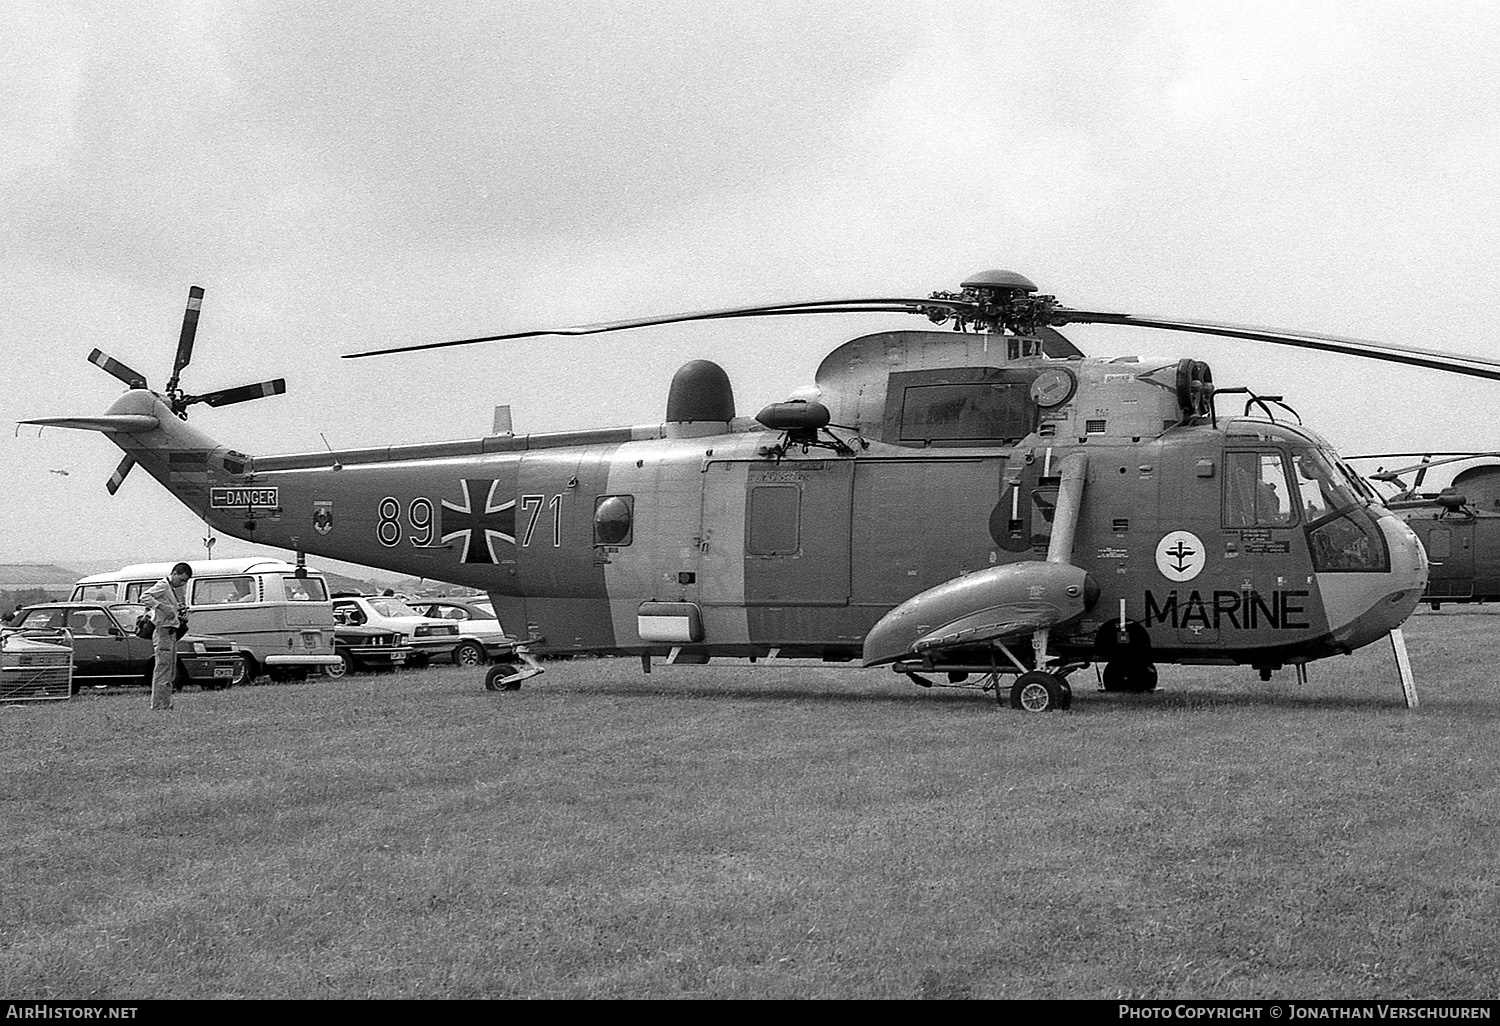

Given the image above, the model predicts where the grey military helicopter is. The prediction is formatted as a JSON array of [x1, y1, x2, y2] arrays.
[[31, 270, 1500, 709]]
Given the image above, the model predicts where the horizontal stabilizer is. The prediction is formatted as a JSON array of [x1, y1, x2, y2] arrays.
[[21, 415, 161, 433]]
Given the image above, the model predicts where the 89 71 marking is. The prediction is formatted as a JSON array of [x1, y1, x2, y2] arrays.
[[377, 496, 439, 547]]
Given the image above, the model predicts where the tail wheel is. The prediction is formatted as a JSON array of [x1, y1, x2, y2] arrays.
[[453, 641, 486, 667], [1007, 671, 1070, 712], [484, 661, 524, 692]]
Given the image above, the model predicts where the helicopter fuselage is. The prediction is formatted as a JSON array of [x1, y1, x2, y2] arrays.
[[97, 328, 1427, 680]]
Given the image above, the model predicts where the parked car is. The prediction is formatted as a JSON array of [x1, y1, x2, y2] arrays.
[[72, 558, 343, 682], [403, 597, 520, 664], [326, 623, 414, 678], [9, 602, 243, 691], [329, 595, 464, 665]]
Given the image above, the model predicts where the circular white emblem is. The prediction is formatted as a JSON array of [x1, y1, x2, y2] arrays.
[[1029, 368, 1077, 408], [1155, 531, 1206, 582]]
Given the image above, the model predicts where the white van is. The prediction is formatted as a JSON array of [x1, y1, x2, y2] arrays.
[[71, 558, 342, 682]]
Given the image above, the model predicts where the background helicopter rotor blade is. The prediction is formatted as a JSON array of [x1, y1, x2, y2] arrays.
[[1414, 457, 1432, 490], [165, 285, 204, 395], [1348, 451, 1500, 483], [343, 297, 961, 359], [87, 348, 149, 389], [1052, 311, 1500, 382], [185, 378, 288, 409], [105, 454, 136, 495]]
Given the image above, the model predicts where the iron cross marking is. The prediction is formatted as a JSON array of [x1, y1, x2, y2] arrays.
[[440, 479, 516, 564]]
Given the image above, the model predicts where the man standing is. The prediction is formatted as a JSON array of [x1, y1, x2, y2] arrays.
[[142, 562, 192, 711]]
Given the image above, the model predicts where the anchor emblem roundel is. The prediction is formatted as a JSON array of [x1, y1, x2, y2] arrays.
[[1155, 531, 1206, 582]]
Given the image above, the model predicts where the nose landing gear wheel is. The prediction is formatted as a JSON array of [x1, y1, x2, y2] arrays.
[[1007, 670, 1072, 712]]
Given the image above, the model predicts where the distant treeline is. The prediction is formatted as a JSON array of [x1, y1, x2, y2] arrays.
[[2, 588, 67, 619]]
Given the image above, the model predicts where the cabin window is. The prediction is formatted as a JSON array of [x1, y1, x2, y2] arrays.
[[193, 576, 259, 605], [1225, 451, 1293, 527], [748, 485, 800, 555], [280, 575, 328, 601], [1427, 528, 1451, 561], [124, 581, 150, 602], [898, 383, 1031, 443], [593, 495, 634, 546]]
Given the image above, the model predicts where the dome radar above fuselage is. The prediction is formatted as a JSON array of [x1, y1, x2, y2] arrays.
[[665, 359, 735, 436]]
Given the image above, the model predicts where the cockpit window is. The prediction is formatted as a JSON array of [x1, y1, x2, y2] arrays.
[[1291, 450, 1358, 524], [1308, 509, 1390, 572], [1332, 455, 1379, 503], [1225, 451, 1294, 526]]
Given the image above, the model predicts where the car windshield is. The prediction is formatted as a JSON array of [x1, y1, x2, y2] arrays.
[[111, 603, 148, 624], [368, 597, 420, 617], [17, 607, 65, 630]]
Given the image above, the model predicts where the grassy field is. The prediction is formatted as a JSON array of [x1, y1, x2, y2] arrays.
[[3, 610, 1498, 1000]]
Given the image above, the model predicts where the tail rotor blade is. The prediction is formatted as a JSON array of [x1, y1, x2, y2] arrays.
[[166, 285, 204, 394], [193, 378, 287, 409], [106, 454, 136, 495], [88, 348, 149, 389]]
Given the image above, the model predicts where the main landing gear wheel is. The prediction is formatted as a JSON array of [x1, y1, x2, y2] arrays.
[[1007, 670, 1072, 712], [1102, 661, 1159, 693], [484, 661, 525, 692]]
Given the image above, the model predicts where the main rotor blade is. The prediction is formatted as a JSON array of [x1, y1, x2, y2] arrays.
[[106, 454, 136, 495], [342, 297, 956, 359], [1054, 310, 1500, 382], [87, 348, 149, 389], [191, 378, 287, 408], [166, 285, 204, 394]]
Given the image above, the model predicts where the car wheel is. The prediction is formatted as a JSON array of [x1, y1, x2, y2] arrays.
[[453, 641, 486, 667], [324, 652, 352, 679], [227, 654, 253, 688]]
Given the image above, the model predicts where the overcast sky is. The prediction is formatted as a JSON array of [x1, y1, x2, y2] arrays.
[[5, 0, 1500, 574]]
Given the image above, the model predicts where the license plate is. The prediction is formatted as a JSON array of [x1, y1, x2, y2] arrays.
[[303, 633, 320, 649], [213, 667, 232, 678], [391, 652, 407, 663]]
